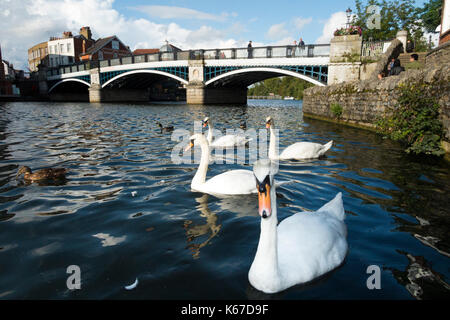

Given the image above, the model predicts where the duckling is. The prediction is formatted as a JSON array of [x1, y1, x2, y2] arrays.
[[16, 166, 67, 182], [156, 122, 174, 133]]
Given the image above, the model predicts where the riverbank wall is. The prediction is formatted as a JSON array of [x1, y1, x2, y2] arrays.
[[303, 41, 450, 153]]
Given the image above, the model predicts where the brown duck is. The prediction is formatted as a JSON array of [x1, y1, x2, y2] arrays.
[[16, 166, 67, 182]]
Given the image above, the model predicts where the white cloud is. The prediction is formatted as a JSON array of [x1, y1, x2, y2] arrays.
[[0, 0, 244, 69], [293, 17, 312, 30], [315, 11, 348, 44], [266, 23, 290, 40], [133, 5, 228, 22]]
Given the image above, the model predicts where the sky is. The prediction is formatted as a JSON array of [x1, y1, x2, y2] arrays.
[[0, 0, 429, 70]]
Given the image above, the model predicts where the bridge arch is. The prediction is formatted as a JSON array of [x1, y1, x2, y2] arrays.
[[48, 78, 91, 93], [204, 67, 326, 87], [102, 69, 189, 88]]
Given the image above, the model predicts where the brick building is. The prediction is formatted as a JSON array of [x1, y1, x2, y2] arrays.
[[28, 41, 49, 72], [80, 35, 131, 61], [47, 27, 95, 68], [132, 48, 160, 55], [28, 26, 95, 71]]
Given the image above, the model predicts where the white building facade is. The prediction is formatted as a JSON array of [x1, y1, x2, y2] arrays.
[[47, 37, 76, 68]]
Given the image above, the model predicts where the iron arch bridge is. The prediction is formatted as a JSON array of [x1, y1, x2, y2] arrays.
[[45, 44, 330, 101]]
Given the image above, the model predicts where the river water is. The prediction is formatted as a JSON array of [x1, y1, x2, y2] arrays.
[[0, 100, 449, 299]]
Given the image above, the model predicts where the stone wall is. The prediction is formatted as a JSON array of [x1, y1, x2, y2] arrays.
[[303, 44, 450, 152], [426, 41, 450, 66]]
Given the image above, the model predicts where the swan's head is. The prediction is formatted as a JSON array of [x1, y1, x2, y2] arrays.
[[184, 133, 207, 151], [253, 159, 277, 219], [156, 121, 163, 128], [202, 117, 209, 128], [265, 116, 273, 129]]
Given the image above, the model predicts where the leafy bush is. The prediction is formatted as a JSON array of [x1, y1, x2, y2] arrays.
[[334, 25, 362, 36], [376, 80, 444, 156], [330, 103, 343, 118]]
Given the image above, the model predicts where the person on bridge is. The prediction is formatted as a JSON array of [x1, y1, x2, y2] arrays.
[[299, 38, 305, 48], [247, 41, 253, 58], [298, 38, 305, 55]]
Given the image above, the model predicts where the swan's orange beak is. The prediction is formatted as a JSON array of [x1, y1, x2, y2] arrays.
[[258, 184, 271, 218], [265, 122, 270, 129], [202, 122, 208, 128], [184, 140, 194, 152]]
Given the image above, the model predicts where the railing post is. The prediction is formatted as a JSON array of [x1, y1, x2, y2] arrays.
[[267, 47, 272, 58], [232, 49, 236, 59], [307, 45, 314, 57]]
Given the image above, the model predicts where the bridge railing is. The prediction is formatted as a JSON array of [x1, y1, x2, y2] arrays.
[[46, 44, 330, 77]]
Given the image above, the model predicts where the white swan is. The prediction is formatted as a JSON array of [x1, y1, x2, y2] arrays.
[[185, 134, 286, 196], [185, 133, 256, 195], [203, 117, 251, 148], [249, 159, 347, 294], [265, 117, 333, 160]]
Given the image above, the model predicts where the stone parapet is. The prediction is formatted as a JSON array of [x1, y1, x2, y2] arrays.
[[303, 62, 450, 152]]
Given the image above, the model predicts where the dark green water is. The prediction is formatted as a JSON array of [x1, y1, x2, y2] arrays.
[[0, 100, 448, 299]]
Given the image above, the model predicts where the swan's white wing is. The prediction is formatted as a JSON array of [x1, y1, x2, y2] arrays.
[[279, 141, 332, 160], [211, 135, 250, 148], [276, 193, 347, 286], [279, 142, 324, 160], [198, 169, 256, 195]]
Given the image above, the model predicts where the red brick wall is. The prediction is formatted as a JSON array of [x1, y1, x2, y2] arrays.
[[440, 31, 450, 45]]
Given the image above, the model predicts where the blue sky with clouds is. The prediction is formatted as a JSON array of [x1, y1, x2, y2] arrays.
[[0, 0, 429, 69]]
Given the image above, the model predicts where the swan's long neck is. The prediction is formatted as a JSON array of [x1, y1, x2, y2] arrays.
[[268, 126, 279, 160], [192, 137, 210, 187], [206, 123, 213, 145], [251, 185, 281, 288]]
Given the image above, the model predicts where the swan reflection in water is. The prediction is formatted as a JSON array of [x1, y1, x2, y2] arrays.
[[184, 195, 222, 259], [183, 193, 259, 259]]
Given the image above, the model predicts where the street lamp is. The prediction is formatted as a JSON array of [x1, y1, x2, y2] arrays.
[[346, 7, 352, 28]]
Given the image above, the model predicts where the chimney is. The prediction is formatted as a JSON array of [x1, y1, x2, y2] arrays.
[[82, 40, 86, 54], [63, 31, 73, 39], [80, 26, 92, 40]]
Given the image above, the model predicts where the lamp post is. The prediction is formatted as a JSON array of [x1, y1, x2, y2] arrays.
[[346, 7, 352, 28]]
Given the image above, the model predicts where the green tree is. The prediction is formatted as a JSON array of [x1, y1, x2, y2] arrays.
[[352, 0, 427, 49], [417, 0, 442, 33], [248, 77, 313, 100]]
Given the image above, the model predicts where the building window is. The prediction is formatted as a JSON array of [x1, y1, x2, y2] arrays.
[[60, 44, 64, 53], [98, 51, 103, 60], [112, 40, 119, 50], [113, 52, 118, 58], [67, 43, 71, 53]]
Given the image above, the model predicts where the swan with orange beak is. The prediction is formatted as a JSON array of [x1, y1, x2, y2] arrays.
[[249, 159, 348, 293]]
